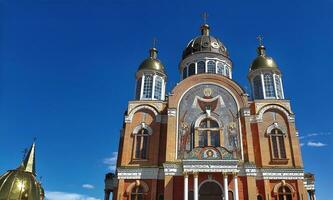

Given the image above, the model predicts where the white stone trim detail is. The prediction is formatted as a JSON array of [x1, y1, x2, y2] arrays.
[[117, 167, 161, 180], [132, 123, 153, 135], [126, 105, 159, 123], [168, 108, 177, 117]]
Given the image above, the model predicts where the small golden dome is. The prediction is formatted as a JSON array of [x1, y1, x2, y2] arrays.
[[0, 143, 44, 200], [0, 169, 44, 200], [137, 48, 165, 74], [250, 45, 279, 71]]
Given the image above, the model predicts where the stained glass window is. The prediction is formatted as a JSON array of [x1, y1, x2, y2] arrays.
[[142, 75, 153, 99], [197, 61, 205, 74], [136, 78, 142, 99], [275, 75, 283, 99], [134, 129, 149, 159], [264, 73, 275, 98], [207, 61, 216, 74], [278, 186, 292, 200], [253, 75, 263, 99], [198, 119, 220, 147], [226, 67, 230, 78], [188, 63, 195, 76], [154, 76, 163, 100], [131, 186, 145, 200], [217, 62, 224, 75], [271, 129, 286, 159]]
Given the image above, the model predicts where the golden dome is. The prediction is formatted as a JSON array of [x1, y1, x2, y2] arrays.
[[138, 48, 165, 74], [0, 143, 44, 200], [250, 45, 279, 71]]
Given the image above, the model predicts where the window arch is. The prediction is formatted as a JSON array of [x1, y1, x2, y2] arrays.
[[253, 75, 263, 99], [257, 194, 263, 200], [207, 61, 216, 74], [197, 61, 205, 74], [264, 73, 275, 98], [278, 186, 292, 200], [188, 63, 195, 76], [196, 118, 221, 147], [270, 128, 286, 159], [142, 75, 153, 99], [134, 128, 149, 159]]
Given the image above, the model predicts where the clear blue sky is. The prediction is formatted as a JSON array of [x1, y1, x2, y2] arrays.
[[0, 0, 332, 199]]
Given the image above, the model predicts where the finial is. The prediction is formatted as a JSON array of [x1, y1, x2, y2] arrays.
[[21, 142, 36, 175], [200, 12, 210, 36], [256, 35, 266, 56], [149, 38, 158, 59], [256, 35, 264, 46], [202, 12, 208, 24]]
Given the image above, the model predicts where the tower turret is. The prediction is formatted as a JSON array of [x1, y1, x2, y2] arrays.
[[248, 36, 285, 100], [135, 45, 167, 101]]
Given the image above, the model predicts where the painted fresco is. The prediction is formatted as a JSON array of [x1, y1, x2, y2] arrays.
[[178, 84, 240, 159]]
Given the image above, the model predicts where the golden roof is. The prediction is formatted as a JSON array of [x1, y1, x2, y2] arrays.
[[250, 45, 279, 71], [138, 48, 165, 74], [0, 143, 44, 200]]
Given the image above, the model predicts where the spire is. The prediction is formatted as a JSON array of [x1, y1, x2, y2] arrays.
[[200, 12, 210, 36], [256, 35, 266, 56], [21, 142, 36, 175], [149, 38, 158, 59]]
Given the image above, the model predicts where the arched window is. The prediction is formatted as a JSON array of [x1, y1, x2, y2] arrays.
[[217, 62, 225, 75], [188, 63, 195, 76], [142, 75, 153, 99], [275, 75, 283, 99], [197, 118, 220, 147], [207, 61, 216, 74], [278, 186, 292, 200], [257, 194, 263, 200], [270, 128, 286, 159], [131, 186, 145, 200], [134, 129, 149, 159], [264, 73, 275, 98], [154, 76, 163, 100], [197, 61, 205, 74], [136, 78, 142, 99], [183, 67, 188, 79], [253, 75, 263, 99], [225, 67, 230, 78]]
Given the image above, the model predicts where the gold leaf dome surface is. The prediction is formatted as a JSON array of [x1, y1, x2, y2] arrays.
[[137, 48, 165, 74], [250, 45, 279, 71], [0, 168, 44, 200]]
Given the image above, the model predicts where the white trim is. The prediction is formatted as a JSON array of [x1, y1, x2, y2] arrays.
[[132, 123, 153, 135], [261, 73, 266, 99], [273, 73, 278, 99], [140, 74, 145, 99], [126, 105, 159, 123], [280, 76, 285, 99], [194, 114, 223, 128]]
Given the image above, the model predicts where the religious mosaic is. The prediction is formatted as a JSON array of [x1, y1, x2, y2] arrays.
[[177, 84, 240, 159]]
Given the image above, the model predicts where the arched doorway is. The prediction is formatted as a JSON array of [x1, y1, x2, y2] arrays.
[[199, 181, 223, 200]]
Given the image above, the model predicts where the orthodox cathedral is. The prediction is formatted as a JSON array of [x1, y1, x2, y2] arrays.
[[104, 22, 316, 200]]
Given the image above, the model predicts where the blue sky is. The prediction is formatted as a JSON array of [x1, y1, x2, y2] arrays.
[[0, 0, 332, 199]]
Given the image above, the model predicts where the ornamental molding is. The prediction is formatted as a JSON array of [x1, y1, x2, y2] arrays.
[[257, 168, 304, 180], [182, 160, 239, 173], [132, 123, 153, 135], [240, 107, 251, 117], [163, 163, 182, 176], [125, 104, 160, 123], [167, 108, 177, 117], [117, 167, 161, 180], [252, 104, 295, 123]]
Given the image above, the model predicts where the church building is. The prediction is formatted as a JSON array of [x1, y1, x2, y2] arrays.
[[105, 22, 316, 200]]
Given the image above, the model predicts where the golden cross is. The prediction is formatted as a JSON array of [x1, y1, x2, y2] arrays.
[[202, 12, 208, 24], [257, 35, 264, 46], [152, 37, 157, 48]]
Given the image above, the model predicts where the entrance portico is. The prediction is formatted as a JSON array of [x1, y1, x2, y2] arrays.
[[182, 160, 239, 200]]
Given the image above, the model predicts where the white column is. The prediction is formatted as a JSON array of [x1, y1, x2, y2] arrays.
[[261, 73, 266, 99], [184, 173, 188, 200], [194, 173, 199, 200], [140, 74, 145, 99], [233, 174, 239, 200], [224, 173, 228, 200]]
